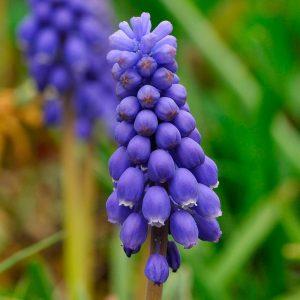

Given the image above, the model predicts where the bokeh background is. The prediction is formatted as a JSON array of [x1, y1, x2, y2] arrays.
[[1, 0, 300, 299]]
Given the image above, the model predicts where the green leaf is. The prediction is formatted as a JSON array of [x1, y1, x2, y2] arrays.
[[0, 231, 64, 273], [271, 113, 300, 173], [159, 0, 262, 113], [207, 180, 299, 292]]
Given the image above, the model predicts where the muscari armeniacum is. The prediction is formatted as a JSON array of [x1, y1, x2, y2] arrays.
[[18, 0, 117, 140], [106, 13, 222, 284]]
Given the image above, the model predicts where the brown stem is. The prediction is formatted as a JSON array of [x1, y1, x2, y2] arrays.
[[145, 225, 169, 300]]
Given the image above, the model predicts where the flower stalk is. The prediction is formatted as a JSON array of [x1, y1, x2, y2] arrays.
[[61, 97, 88, 299], [146, 225, 169, 300]]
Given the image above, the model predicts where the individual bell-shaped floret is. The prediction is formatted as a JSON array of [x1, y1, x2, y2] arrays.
[[173, 110, 196, 137], [152, 43, 176, 65], [106, 191, 131, 224], [53, 7, 74, 33], [109, 29, 136, 51], [155, 97, 179, 122], [175, 137, 205, 169], [117, 167, 144, 208], [151, 67, 174, 90], [194, 184, 222, 218], [18, 16, 38, 50], [120, 69, 142, 91], [142, 186, 171, 227], [117, 96, 141, 122], [43, 99, 62, 126], [49, 65, 70, 93], [120, 212, 148, 250], [148, 149, 175, 183], [170, 211, 198, 249], [169, 168, 198, 208], [155, 122, 181, 150], [114, 121, 136, 146], [107, 50, 140, 69], [108, 146, 131, 181], [127, 135, 151, 164], [164, 84, 187, 107], [64, 35, 89, 73], [188, 128, 202, 144], [137, 56, 157, 77], [134, 110, 158, 136], [123, 245, 141, 257], [144, 254, 169, 285], [137, 85, 160, 108], [166, 241, 181, 272], [192, 156, 219, 188], [35, 28, 59, 65], [194, 214, 222, 242]]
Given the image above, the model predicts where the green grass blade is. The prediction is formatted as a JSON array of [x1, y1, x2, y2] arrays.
[[159, 0, 262, 113], [271, 113, 300, 173], [0, 231, 64, 273], [208, 180, 299, 291]]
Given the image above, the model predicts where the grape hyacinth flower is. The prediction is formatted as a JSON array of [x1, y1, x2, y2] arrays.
[[18, 0, 117, 139], [106, 13, 222, 285]]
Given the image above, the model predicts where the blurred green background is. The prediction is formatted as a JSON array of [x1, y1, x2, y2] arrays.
[[1, 0, 300, 299]]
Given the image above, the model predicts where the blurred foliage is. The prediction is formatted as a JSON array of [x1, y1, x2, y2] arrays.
[[0, 0, 300, 299]]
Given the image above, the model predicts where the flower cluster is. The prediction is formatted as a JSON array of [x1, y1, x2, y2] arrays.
[[106, 13, 222, 284], [18, 0, 116, 139]]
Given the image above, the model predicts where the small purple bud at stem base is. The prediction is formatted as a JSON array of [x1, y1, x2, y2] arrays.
[[146, 225, 169, 299]]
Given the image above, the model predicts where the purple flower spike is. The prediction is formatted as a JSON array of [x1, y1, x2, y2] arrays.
[[175, 137, 205, 169], [142, 186, 171, 227], [117, 167, 144, 208], [106, 13, 222, 282], [144, 254, 169, 285], [108, 147, 131, 181], [151, 67, 174, 90], [173, 110, 196, 137], [134, 110, 158, 136], [166, 241, 181, 272], [155, 123, 181, 150], [114, 121, 136, 146], [164, 84, 187, 107], [106, 191, 131, 224], [192, 156, 219, 188], [155, 97, 179, 121], [120, 212, 148, 250], [170, 211, 198, 249], [137, 56, 157, 77], [127, 135, 151, 164], [19, 0, 117, 141], [148, 149, 175, 183], [189, 128, 202, 144], [194, 215, 222, 242], [169, 168, 198, 208], [194, 184, 222, 219], [137, 85, 160, 108], [117, 96, 141, 122]]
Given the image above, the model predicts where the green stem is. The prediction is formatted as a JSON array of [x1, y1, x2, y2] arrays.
[[0, 231, 64, 273], [145, 226, 168, 300], [62, 99, 88, 299]]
